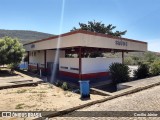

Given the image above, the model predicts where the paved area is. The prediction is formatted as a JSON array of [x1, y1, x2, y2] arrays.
[[54, 85, 160, 120], [120, 76, 160, 88], [92, 75, 160, 96]]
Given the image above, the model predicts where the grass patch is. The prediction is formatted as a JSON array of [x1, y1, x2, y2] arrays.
[[15, 103, 25, 109], [30, 91, 38, 93], [29, 90, 47, 93], [48, 84, 54, 89], [39, 91, 47, 93], [16, 89, 27, 93], [24, 104, 37, 108]]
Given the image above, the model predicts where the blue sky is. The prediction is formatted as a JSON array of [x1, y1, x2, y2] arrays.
[[0, 0, 160, 52]]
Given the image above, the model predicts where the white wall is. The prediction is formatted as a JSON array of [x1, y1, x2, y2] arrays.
[[24, 33, 81, 51], [79, 33, 147, 52], [46, 50, 65, 63], [59, 58, 122, 74], [29, 51, 44, 67], [24, 32, 147, 52], [46, 50, 55, 63], [82, 58, 122, 74], [59, 58, 79, 73], [29, 50, 65, 68]]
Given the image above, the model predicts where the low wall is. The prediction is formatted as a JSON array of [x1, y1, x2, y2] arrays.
[[59, 58, 79, 74], [59, 57, 122, 80], [82, 58, 122, 74], [59, 57, 122, 74]]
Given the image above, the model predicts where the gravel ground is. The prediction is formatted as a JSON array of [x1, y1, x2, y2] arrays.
[[0, 83, 103, 111], [0, 83, 104, 120], [53, 85, 160, 120]]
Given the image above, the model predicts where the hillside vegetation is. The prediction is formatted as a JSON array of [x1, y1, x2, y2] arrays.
[[102, 51, 160, 65], [0, 29, 54, 44]]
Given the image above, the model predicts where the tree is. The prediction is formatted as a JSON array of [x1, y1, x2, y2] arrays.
[[0, 39, 7, 65], [0, 37, 25, 67], [71, 20, 127, 37], [71, 20, 127, 57], [124, 56, 134, 65], [143, 52, 157, 64]]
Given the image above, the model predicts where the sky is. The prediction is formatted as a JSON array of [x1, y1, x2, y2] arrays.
[[0, 0, 160, 52]]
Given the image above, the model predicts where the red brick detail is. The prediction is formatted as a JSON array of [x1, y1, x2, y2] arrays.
[[59, 71, 109, 79]]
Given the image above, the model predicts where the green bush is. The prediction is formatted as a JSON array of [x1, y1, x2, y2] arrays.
[[55, 80, 62, 87], [7, 63, 19, 74], [134, 64, 149, 79], [150, 60, 160, 76], [61, 82, 68, 90], [109, 63, 130, 84]]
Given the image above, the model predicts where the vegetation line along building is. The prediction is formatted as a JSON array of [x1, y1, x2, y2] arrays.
[[23, 30, 147, 85]]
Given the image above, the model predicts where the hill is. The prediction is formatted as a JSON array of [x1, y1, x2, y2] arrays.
[[0, 29, 54, 44]]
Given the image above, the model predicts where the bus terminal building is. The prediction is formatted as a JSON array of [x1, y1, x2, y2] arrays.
[[23, 30, 147, 85]]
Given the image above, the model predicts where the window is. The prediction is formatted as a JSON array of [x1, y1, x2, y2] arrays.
[[60, 66, 68, 69], [70, 68, 79, 71]]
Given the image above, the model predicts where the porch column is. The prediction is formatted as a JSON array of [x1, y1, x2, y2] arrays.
[[79, 47, 82, 80], [27, 51, 29, 69], [44, 50, 47, 69], [122, 51, 124, 64]]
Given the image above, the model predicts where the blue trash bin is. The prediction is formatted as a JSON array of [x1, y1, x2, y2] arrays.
[[79, 81, 90, 99]]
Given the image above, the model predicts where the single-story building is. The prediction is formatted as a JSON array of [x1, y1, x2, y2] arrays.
[[23, 30, 147, 85]]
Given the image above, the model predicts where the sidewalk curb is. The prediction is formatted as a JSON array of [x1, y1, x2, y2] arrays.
[[34, 81, 160, 119], [0, 81, 43, 90], [0, 70, 43, 90]]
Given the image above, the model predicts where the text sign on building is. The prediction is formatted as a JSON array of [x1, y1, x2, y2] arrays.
[[115, 40, 128, 46]]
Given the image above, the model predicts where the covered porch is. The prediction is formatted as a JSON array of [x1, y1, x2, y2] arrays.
[[23, 30, 148, 86]]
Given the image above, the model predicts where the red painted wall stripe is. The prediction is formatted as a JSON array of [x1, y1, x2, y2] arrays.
[[59, 71, 79, 78], [81, 72, 109, 79], [59, 71, 109, 79]]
